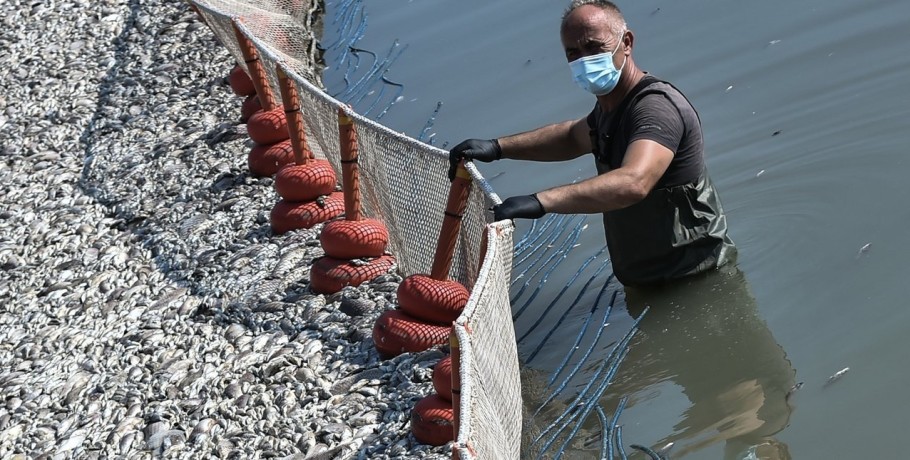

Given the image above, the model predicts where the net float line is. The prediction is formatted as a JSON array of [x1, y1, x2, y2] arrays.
[[411, 225, 489, 449], [431, 161, 472, 281], [309, 109, 393, 293], [318, 108, 391, 260], [232, 20, 276, 110], [277, 65, 314, 164], [235, 20, 289, 150], [337, 109, 362, 222], [396, 163, 473, 324], [273, 64, 336, 201]]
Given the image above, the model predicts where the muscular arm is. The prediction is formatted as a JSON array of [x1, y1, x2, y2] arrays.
[[497, 118, 591, 162], [535, 138, 674, 213]]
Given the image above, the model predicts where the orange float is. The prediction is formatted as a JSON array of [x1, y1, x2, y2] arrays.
[[247, 107, 289, 145], [319, 109, 392, 259], [372, 310, 451, 359], [240, 94, 261, 123], [248, 139, 295, 177], [321, 219, 389, 259], [274, 160, 336, 202], [397, 275, 469, 325], [432, 355, 453, 402], [309, 255, 395, 294], [272, 65, 340, 201], [269, 192, 345, 235], [228, 64, 255, 97], [395, 163, 473, 324], [234, 21, 292, 175], [410, 394, 455, 446]]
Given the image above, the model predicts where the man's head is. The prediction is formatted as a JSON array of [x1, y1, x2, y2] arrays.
[[561, 1, 636, 99], [560, 0, 629, 63]]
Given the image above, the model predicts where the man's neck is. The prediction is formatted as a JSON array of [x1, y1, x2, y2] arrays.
[[596, 64, 645, 113]]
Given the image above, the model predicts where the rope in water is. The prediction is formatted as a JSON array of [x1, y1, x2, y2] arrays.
[[517, 247, 607, 344]]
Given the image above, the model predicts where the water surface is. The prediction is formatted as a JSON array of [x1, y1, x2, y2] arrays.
[[322, 1, 910, 457]]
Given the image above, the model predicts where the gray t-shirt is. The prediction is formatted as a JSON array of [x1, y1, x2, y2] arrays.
[[586, 76, 735, 285], [586, 78, 703, 187]]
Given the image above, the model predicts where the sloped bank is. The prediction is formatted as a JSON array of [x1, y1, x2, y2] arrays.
[[0, 0, 448, 457]]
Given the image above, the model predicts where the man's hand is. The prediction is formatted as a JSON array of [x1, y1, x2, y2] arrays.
[[493, 194, 546, 221], [448, 139, 502, 180]]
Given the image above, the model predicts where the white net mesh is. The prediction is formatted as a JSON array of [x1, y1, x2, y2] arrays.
[[190, 1, 521, 458]]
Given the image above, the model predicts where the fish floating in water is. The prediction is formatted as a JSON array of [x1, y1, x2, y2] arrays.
[[824, 367, 850, 388], [786, 381, 804, 401], [630, 443, 671, 460]]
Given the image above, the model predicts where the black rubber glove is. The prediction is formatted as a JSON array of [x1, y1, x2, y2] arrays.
[[493, 194, 546, 221], [448, 138, 502, 180]]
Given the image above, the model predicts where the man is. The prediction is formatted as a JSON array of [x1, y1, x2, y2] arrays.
[[454, 3, 793, 457], [449, 0, 735, 286]]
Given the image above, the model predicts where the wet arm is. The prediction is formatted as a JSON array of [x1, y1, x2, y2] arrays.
[[536, 139, 673, 213], [497, 117, 591, 162]]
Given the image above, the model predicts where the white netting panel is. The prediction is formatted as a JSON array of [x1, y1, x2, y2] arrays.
[[455, 221, 520, 459], [190, 1, 520, 458]]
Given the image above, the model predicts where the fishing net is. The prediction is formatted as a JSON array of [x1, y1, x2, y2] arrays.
[[190, 1, 521, 457]]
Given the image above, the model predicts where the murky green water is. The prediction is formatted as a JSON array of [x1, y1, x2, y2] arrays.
[[322, 0, 910, 457]]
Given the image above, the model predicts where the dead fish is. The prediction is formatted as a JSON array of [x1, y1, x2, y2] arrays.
[[824, 367, 850, 388], [656, 442, 674, 457], [856, 243, 871, 259], [630, 443, 668, 460], [786, 382, 804, 401]]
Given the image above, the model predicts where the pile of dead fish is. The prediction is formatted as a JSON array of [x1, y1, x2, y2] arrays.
[[0, 0, 448, 458]]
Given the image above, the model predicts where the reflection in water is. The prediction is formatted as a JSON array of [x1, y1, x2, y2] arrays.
[[614, 265, 795, 459], [522, 264, 796, 459]]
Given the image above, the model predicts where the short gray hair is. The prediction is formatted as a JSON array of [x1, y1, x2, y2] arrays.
[[561, 0, 627, 36]]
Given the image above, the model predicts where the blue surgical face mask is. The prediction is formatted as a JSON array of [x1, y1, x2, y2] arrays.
[[569, 31, 626, 96]]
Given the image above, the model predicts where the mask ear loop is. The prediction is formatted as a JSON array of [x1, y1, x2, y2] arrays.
[[614, 30, 628, 73]]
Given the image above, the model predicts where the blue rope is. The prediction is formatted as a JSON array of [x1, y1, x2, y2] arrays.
[[418, 101, 444, 142], [325, 0, 361, 53], [533, 309, 646, 450], [545, 284, 615, 388], [362, 74, 388, 117], [616, 425, 628, 460], [334, 6, 366, 68], [511, 219, 586, 314], [511, 216, 583, 298], [337, 39, 403, 101], [608, 397, 628, 460], [332, 0, 357, 25], [629, 444, 663, 460], [534, 287, 616, 415], [514, 214, 567, 259], [596, 406, 611, 460], [512, 214, 570, 272], [551, 343, 632, 455], [517, 246, 606, 344], [523, 261, 611, 364], [550, 345, 633, 458], [332, 46, 374, 97], [349, 42, 407, 108], [514, 217, 540, 250], [375, 76, 404, 120]]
